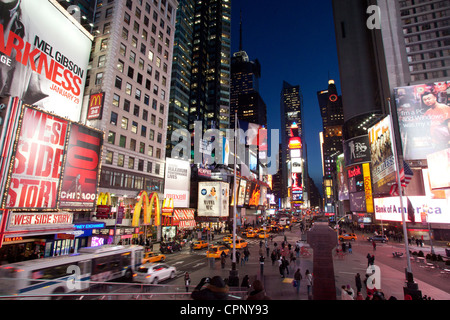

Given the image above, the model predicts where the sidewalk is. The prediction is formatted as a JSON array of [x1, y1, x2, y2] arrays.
[[160, 226, 450, 300]]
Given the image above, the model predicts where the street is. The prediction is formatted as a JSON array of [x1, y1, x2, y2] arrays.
[[77, 222, 450, 300]]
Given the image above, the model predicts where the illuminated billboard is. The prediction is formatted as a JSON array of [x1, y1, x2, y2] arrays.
[[394, 82, 450, 160], [2, 105, 103, 210], [368, 115, 397, 195], [164, 157, 191, 208], [426, 148, 450, 190], [0, 0, 93, 121], [374, 196, 450, 224], [198, 181, 229, 217]]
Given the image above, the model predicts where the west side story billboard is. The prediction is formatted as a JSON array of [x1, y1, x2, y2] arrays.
[[0, 0, 92, 122], [2, 105, 103, 210]]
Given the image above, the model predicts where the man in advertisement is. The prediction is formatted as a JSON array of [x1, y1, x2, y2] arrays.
[[395, 82, 450, 160], [421, 90, 450, 151], [0, 0, 91, 121]]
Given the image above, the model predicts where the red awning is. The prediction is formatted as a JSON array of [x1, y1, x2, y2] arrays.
[[173, 209, 196, 229]]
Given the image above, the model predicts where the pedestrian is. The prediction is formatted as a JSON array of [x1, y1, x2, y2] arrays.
[[221, 251, 226, 269], [278, 257, 285, 278], [259, 255, 265, 275], [366, 253, 372, 267], [355, 273, 362, 294], [191, 276, 229, 300], [271, 250, 277, 265], [305, 269, 313, 299], [241, 275, 250, 288], [244, 247, 250, 262], [184, 272, 191, 292], [372, 240, 376, 251], [283, 256, 290, 275], [370, 254, 375, 265], [340, 285, 353, 300], [236, 250, 241, 264], [266, 244, 270, 257], [247, 280, 271, 300], [294, 268, 302, 294], [241, 254, 245, 266], [346, 284, 355, 299], [348, 242, 352, 254], [295, 244, 300, 258], [341, 242, 347, 253]]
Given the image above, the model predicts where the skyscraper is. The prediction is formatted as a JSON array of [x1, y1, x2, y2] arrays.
[[166, 0, 195, 158], [230, 17, 265, 127], [280, 81, 303, 203], [188, 0, 231, 133], [82, 0, 178, 209]]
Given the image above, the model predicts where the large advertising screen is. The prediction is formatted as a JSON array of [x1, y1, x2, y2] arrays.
[[368, 115, 397, 195], [0, 0, 92, 121], [2, 105, 103, 210], [343, 135, 371, 167], [426, 148, 450, 190], [59, 123, 103, 209], [198, 181, 229, 217], [6, 106, 68, 209], [394, 82, 450, 160], [374, 196, 450, 224], [164, 157, 191, 208]]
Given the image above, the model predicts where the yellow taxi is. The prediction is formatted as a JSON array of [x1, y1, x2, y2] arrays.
[[142, 251, 166, 264], [338, 233, 357, 241], [206, 245, 230, 258], [246, 231, 257, 238], [230, 239, 248, 249], [222, 234, 233, 243], [192, 240, 209, 249], [258, 232, 270, 239]]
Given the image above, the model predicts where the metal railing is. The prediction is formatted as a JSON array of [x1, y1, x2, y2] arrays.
[[0, 277, 248, 300]]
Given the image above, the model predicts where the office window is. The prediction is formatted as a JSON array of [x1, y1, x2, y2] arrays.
[[105, 151, 113, 164], [147, 161, 152, 173], [124, 12, 131, 25], [138, 159, 144, 171], [158, 118, 163, 128], [101, 38, 108, 50], [133, 104, 140, 117], [110, 111, 118, 125], [115, 76, 122, 89], [149, 129, 154, 140], [144, 94, 149, 105], [117, 154, 125, 167], [131, 35, 138, 48], [130, 138, 136, 151], [143, 109, 148, 121], [156, 148, 161, 159], [141, 125, 147, 137], [155, 162, 160, 174], [139, 142, 145, 154], [151, 114, 156, 125], [148, 145, 153, 157], [95, 72, 103, 85], [125, 82, 132, 95], [119, 135, 126, 148], [120, 43, 126, 56], [122, 27, 128, 40], [117, 59, 124, 73], [127, 66, 134, 79], [128, 157, 135, 169], [157, 132, 162, 143], [121, 117, 128, 130], [123, 99, 130, 112], [131, 121, 138, 133], [98, 55, 106, 67], [135, 88, 141, 101], [112, 93, 120, 107], [107, 131, 116, 144], [130, 51, 136, 63], [103, 22, 111, 34]]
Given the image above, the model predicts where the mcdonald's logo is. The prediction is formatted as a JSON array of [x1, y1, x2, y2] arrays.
[[87, 92, 104, 120], [162, 198, 174, 215], [132, 191, 160, 227], [97, 192, 111, 206]]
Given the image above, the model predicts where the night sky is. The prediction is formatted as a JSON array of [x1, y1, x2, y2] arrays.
[[230, 0, 342, 189]]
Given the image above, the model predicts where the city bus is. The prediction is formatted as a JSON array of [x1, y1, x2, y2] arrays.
[[0, 245, 144, 299]]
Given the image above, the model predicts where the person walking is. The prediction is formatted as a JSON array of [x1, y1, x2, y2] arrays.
[[348, 242, 352, 254], [305, 269, 313, 299], [294, 268, 302, 294], [220, 251, 226, 269], [372, 240, 376, 251], [259, 255, 265, 275], [355, 273, 362, 294], [278, 257, 285, 278], [184, 272, 191, 292]]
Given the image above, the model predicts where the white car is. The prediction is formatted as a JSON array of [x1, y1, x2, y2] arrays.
[[133, 263, 177, 284]]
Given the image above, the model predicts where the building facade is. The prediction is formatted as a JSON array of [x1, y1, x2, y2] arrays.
[[82, 0, 178, 221]]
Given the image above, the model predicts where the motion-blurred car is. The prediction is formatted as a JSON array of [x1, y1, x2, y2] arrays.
[[192, 240, 209, 250], [229, 239, 248, 249], [246, 231, 257, 238], [206, 245, 230, 258], [133, 263, 176, 284], [368, 235, 388, 243], [258, 232, 270, 239], [160, 241, 182, 253], [338, 233, 357, 241], [142, 251, 166, 263]]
